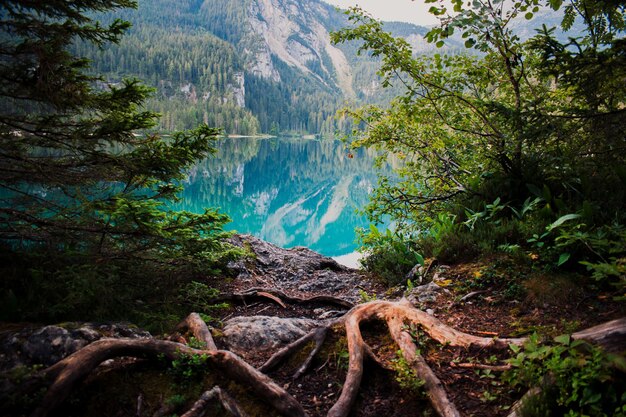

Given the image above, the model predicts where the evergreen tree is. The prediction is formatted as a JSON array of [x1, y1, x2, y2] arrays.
[[0, 0, 240, 323]]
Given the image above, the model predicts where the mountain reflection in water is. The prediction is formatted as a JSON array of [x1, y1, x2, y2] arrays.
[[177, 137, 381, 258]]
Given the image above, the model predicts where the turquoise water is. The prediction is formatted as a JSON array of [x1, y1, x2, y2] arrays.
[[177, 137, 380, 258]]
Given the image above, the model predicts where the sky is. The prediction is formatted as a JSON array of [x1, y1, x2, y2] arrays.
[[322, 0, 441, 27]]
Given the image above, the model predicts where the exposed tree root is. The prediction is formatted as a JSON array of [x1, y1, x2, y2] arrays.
[[457, 290, 489, 303], [570, 317, 626, 352], [181, 386, 249, 417], [327, 309, 367, 417], [31, 338, 305, 417], [23, 302, 626, 417], [505, 387, 542, 417], [387, 314, 462, 417], [335, 299, 526, 349], [260, 326, 330, 379], [256, 300, 625, 417], [174, 312, 218, 350], [214, 288, 354, 309]]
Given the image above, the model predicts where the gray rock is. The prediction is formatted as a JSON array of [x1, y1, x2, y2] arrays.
[[0, 323, 151, 372], [227, 234, 377, 302], [405, 263, 425, 284], [229, 235, 346, 274], [222, 316, 318, 358], [22, 326, 94, 366], [407, 282, 443, 304]]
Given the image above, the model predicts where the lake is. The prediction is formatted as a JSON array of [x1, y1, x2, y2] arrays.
[[177, 137, 381, 265]]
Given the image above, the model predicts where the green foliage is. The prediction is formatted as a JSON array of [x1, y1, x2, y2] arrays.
[[170, 351, 210, 380], [357, 288, 377, 303], [417, 212, 481, 263], [459, 257, 527, 300], [0, 0, 242, 325], [166, 393, 187, 407], [505, 334, 626, 417], [522, 214, 626, 295], [390, 350, 425, 393], [358, 225, 424, 286], [333, 0, 625, 285], [177, 281, 230, 325], [331, 337, 350, 372], [556, 222, 626, 295], [177, 281, 220, 311], [72, 0, 371, 135]]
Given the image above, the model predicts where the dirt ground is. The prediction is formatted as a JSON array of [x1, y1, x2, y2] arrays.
[[203, 256, 625, 417], [23, 253, 624, 417]]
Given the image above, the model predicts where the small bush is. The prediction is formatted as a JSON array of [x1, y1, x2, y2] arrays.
[[505, 333, 626, 417], [419, 228, 479, 263], [358, 226, 424, 286]]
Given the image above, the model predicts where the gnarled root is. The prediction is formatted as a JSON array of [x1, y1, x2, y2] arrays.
[[325, 300, 625, 417], [260, 326, 330, 379], [31, 338, 305, 417], [174, 312, 218, 350], [182, 386, 249, 417], [214, 288, 354, 309], [24, 302, 625, 417], [326, 300, 482, 417]]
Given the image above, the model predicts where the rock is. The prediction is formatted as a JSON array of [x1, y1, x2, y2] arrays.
[[0, 323, 151, 372], [405, 263, 424, 284], [222, 316, 318, 358], [228, 234, 378, 302], [22, 326, 95, 367], [407, 282, 443, 304]]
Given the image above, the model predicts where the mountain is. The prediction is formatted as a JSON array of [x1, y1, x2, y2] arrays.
[[78, 0, 434, 135]]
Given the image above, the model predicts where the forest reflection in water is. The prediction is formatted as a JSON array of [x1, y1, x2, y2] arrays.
[[177, 137, 383, 260]]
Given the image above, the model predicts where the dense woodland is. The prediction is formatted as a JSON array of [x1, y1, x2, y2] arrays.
[[72, 0, 426, 135], [71, 0, 342, 134]]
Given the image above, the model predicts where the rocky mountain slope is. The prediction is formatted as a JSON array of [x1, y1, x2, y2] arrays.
[[81, 0, 435, 134]]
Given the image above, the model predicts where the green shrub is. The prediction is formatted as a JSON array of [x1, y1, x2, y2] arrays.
[[358, 226, 424, 286], [505, 333, 626, 417]]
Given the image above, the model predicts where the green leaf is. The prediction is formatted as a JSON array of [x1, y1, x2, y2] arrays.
[[509, 343, 521, 353], [548, 0, 563, 10], [554, 334, 571, 345], [547, 214, 581, 231], [415, 253, 425, 266], [557, 252, 571, 266], [525, 12, 534, 19], [436, 40, 445, 48]]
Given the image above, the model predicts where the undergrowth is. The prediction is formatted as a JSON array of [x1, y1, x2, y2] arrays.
[[505, 334, 626, 417]]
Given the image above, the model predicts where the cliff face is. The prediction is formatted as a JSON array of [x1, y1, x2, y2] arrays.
[[199, 0, 435, 106], [246, 0, 355, 97]]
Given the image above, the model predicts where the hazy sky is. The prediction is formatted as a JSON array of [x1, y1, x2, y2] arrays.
[[322, 0, 441, 27]]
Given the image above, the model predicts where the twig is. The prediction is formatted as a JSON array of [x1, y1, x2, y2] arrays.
[[449, 362, 511, 371]]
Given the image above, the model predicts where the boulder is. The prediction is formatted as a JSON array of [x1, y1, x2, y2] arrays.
[[222, 315, 318, 358]]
